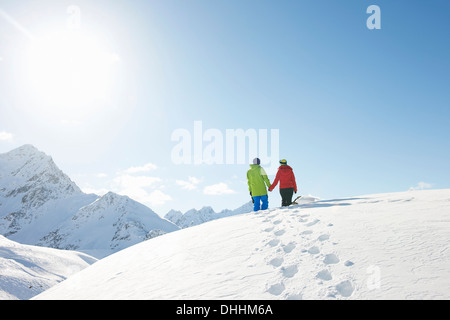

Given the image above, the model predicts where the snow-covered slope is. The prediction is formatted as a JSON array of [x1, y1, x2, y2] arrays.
[[34, 189, 450, 300], [0, 235, 97, 300], [165, 201, 254, 229], [0, 145, 179, 258]]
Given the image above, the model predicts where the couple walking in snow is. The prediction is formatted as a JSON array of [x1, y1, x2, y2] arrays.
[[247, 158, 297, 212]]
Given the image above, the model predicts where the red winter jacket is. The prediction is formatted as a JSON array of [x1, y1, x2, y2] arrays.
[[268, 165, 297, 193]]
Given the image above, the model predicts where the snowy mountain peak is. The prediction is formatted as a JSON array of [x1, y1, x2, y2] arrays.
[[0, 144, 82, 197], [0, 145, 83, 238], [185, 206, 215, 215], [88, 191, 127, 208], [3, 144, 42, 158]]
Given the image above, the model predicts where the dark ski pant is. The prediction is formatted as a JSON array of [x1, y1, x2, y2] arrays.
[[280, 187, 294, 207]]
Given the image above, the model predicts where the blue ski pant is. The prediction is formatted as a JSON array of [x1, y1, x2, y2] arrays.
[[253, 195, 268, 211]]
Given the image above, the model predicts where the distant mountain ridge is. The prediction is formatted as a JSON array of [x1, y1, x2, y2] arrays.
[[164, 202, 253, 229]]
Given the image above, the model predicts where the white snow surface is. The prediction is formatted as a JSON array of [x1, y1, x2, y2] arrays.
[[0, 235, 97, 300], [34, 189, 450, 300]]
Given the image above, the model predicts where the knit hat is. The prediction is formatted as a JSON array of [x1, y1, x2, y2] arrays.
[[253, 158, 261, 165], [279, 159, 287, 165]]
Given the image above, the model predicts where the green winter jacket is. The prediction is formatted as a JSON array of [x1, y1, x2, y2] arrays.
[[247, 164, 271, 197]]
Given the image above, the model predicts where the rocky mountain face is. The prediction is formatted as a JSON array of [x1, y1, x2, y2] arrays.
[[0, 145, 179, 257]]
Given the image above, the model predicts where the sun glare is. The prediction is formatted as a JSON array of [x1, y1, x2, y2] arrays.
[[25, 30, 119, 119]]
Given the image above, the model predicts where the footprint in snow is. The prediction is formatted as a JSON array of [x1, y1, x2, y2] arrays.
[[318, 234, 330, 242], [308, 246, 320, 254], [335, 280, 354, 297], [306, 219, 320, 227], [267, 282, 285, 296], [269, 257, 284, 267], [286, 293, 303, 300], [323, 253, 340, 265], [282, 242, 296, 253], [274, 229, 285, 236], [316, 269, 332, 281], [267, 239, 280, 247], [281, 265, 298, 278]]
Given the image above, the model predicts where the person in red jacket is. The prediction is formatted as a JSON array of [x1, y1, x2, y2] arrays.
[[268, 159, 297, 207]]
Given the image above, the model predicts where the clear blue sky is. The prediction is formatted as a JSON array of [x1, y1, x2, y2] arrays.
[[1, 0, 449, 215]]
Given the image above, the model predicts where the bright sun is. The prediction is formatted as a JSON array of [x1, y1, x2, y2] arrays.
[[25, 30, 119, 120]]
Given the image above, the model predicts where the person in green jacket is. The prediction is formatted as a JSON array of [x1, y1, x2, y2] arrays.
[[247, 158, 272, 211]]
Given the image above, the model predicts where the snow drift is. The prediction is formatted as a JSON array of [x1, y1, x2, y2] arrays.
[[0, 235, 96, 300], [34, 189, 450, 300]]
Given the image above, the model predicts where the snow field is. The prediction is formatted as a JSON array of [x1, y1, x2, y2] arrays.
[[34, 189, 450, 300], [0, 235, 97, 300]]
